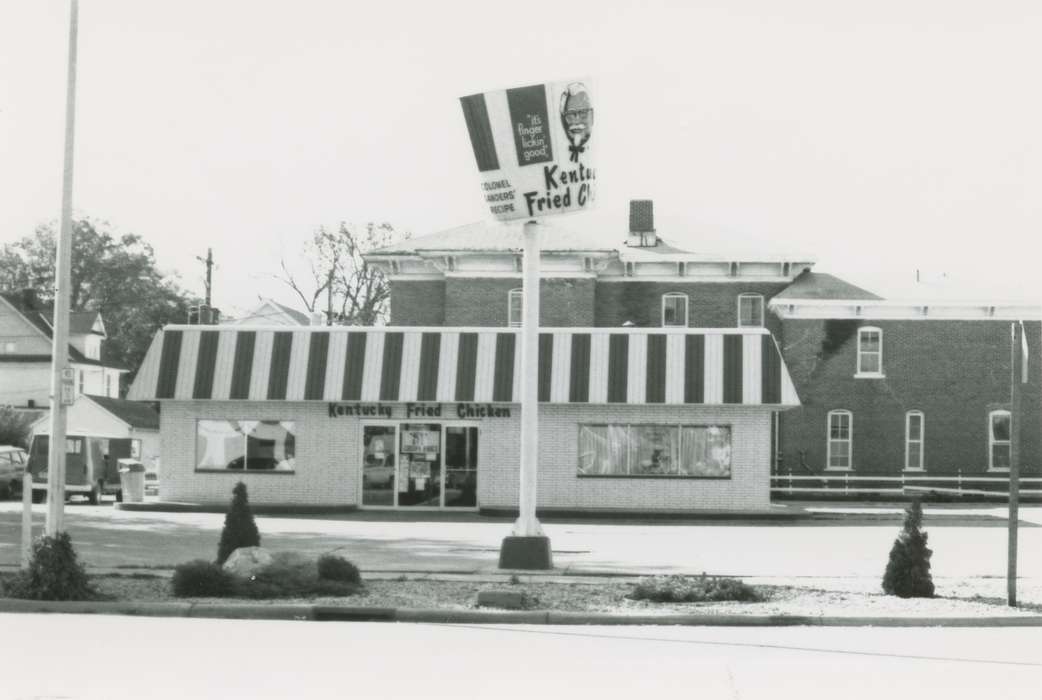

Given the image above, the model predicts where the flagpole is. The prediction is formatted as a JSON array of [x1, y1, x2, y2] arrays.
[[46, 0, 79, 536], [1006, 321, 1021, 606]]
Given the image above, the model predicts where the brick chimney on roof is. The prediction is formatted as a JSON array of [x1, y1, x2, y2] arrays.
[[627, 199, 657, 247]]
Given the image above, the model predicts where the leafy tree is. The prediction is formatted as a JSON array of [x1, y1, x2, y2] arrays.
[[0, 218, 198, 391], [216, 482, 261, 565], [0, 407, 33, 448], [882, 498, 935, 598], [276, 222, 408, 326]]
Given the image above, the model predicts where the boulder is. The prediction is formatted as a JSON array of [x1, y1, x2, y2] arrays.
[[222, 546, 273, 578]]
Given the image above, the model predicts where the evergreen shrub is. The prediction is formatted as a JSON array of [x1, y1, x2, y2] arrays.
[[6, 533, 96, 601], [171, 560, 236, 597], [317, 554, 362, 584], [216, 482, 260, 565], [629, 574, 762, 603], [882, 498, 935, 598]]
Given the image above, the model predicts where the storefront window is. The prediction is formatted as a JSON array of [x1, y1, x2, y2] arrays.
[[196, 420, 296, 471], [578, 424, 731, 477]]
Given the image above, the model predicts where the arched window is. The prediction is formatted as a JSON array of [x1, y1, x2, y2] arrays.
[[905, 411, 924, 471], [989, 410, 1012, 471], [661, 293, 688, 327], [737, 294, 764, 327], [857, 327, 883, 376], [508, 289, 523, 327], [827, 410, 853, 470]]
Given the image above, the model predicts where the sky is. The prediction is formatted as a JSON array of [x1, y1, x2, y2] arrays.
[[2, 0, 1041, 316]]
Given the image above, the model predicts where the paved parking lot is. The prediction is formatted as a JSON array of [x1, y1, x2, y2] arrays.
[[1, 502, 1040, 585]]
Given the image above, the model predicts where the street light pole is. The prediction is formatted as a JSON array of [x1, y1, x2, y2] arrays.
[[46, 0, 79, 536]]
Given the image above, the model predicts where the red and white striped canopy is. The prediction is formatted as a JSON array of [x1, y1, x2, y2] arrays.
[[128, 326, 799, 406]]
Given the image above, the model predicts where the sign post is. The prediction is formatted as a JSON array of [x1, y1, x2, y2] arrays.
[[459, 78, 596, 568]]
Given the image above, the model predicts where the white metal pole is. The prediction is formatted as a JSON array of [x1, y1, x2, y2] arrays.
[[46, 0, 79, 536], [514, 219, 544, 537], [22, 473, 33, 567]]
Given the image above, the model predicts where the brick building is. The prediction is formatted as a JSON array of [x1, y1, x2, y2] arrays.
[[126, 200, 1039, 510]]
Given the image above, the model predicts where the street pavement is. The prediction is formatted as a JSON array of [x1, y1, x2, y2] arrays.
[[2, 613, 1041, 699], [1, 502, 1040, 585]]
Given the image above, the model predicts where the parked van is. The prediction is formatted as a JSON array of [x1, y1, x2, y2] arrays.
[[26, 434, 140, 504]]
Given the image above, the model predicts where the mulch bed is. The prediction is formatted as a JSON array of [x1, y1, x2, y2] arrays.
[[3, 573, 1038, 617]]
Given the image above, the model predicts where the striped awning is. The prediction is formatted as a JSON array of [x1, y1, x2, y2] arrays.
[[127, 326, 800, 406]]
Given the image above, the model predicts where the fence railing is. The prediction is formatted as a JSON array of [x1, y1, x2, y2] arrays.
[[770, 469, 1042, 499]]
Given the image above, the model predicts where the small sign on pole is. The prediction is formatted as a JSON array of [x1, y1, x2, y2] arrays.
[[60, 367, 75, 406]]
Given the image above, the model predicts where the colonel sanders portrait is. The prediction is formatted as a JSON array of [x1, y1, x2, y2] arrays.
[[559, 82, 593, 162]]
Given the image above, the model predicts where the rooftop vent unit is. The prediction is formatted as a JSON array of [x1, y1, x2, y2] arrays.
[[627, 199, 657, 247], [187, 304, 221, 325]]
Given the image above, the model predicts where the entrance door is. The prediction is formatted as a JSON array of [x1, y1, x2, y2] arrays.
[[362, 425, 396, 506], [397, 423, 442, 507]]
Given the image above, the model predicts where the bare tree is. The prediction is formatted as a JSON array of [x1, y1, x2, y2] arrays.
[[276, 222, 408, 325]]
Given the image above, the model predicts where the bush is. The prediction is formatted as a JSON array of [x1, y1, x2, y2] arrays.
[[236, 555, 361, 599], [171, 560, 236, 597], [5, 532, 96, 601], [317, 554, 362, 584], [216, 482, 260, 565], [882, 498, 935, 598], [629, 574, 763, 603]]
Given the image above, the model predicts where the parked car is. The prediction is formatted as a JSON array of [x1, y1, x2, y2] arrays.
[[0, 445, 28, 500]]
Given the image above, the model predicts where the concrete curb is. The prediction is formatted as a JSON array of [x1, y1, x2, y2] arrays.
[[1, 598, 1041, 627]]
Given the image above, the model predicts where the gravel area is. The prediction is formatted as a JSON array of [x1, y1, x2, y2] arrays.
[[18, 573, 1037, 618]]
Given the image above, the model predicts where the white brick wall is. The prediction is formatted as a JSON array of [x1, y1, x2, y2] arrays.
[[160, 401, 775, 511]]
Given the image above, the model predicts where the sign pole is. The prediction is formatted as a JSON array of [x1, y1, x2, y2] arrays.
[[516, 219, 544, 538], [46, 0, 79, 536], [1007, 322, 1022, 606]]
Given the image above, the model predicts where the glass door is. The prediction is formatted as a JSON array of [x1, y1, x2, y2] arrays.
[[362, 425, 396, 506], [444, 426, 478, 507], [397, 423, 442, 507]]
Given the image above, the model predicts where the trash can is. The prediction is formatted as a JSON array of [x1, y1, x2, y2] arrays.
[[117, 459, 146, 503]]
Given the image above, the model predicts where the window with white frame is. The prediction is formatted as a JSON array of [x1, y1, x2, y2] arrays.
[[578, 424, 731, 477], [989, 410, 1011, 471], [78, 370, 84, 396], [196, 420, 296, 471], [905, 411, 924, 470], [508, 288, 523, 327], [827, 410, 852, 469], [661, 293, 688, 327], [737, 294, 764, 327], [857, 327, 883, 375]]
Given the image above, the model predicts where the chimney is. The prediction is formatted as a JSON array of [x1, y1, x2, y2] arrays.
[[627, 199, 657, 247]]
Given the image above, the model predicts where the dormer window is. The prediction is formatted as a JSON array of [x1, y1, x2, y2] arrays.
[[584, 257, 593, 272], [661, 293, 688, 327], [677, 262, 686, 277], [782, 262, 791, 277], [445, 256, 456, 272], [729, 262, 739, 277]]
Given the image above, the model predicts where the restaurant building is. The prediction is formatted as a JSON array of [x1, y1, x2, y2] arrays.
[[127, 201, 1040, 510]]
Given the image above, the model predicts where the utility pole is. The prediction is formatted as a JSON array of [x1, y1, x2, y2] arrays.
[[196, 248, 214, 306], [1007, 321, 1026, 606], [45, 0, 79, 536]]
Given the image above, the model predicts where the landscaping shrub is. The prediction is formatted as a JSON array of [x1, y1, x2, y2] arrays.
[[5, 532, 96, 601], [171, 560, 236, 597], [216, 482, 260, 565], [236, 555, 361, 599], [317, 554, 362, 584], [882, 498, 935, 598], [629, 574, 763, 603]]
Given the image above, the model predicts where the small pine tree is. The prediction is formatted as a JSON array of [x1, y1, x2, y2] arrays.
[[882, 498, 935, 598], [216, 482, 260, 565], [8, 532, 95, 601]]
